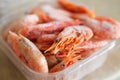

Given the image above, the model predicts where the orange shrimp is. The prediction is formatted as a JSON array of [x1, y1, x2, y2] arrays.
[[45, 54, 59, 69], [74, 38, 109, 51], [46, 25, 93, 54], [58, 0, 95, 18], [18, 35, 48, 73], [35, 43, 52, 51], [3, 14, 39, 40], [37, 33, 58, 44], [49, 38, 107, 73], [19, 20, 81, 40], [30, 3, 73, 21], [29, 9, 52, 23], [49, 51, 81, 73], [83, 16, 120, 40], [76, 48, 98, 60], [7, 31, 28, 64], [40, 3, 73, 21], [49, 38, 108, 73]]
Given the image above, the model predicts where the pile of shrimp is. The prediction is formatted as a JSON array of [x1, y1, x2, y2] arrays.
[[3, 0, 120, 73]]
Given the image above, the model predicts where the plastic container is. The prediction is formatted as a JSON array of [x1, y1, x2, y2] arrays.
[[0, 0, 119, 80]]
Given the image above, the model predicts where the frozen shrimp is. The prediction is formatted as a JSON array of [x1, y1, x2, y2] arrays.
[[7, 31, 28, 64], [3, 14, 39, 40], [29, 9, 52, 23], [19, 20, 81, 40], [18, 35, 48, 73], [39, 3, 73, 21], [37, 33, 58, 44], [83, 16, 120, 40], [49, 38, 108, 73], [45, 54, 58, 69], [29, 3, 73, 22], [46, 26, 93, 54], [35, 43, 52, 51], [74, 38, 109, 51], [76, 48, 98, 60], [49, 51, 81, 73], [58, 0, 95, 18]]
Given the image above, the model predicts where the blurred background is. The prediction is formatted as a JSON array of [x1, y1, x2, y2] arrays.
[[0, 0, 120, 80]]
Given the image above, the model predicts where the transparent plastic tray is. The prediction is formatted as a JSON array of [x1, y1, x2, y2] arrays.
[[0, 0, 119, 80]]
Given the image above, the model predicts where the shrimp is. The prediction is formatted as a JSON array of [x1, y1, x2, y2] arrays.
[[49, 51, 81, 73], [46, 26, 93, 55], [30, 3, 73, 21], [40, 3, 73, 21], [35, 33, 58, 51], [35, 43, 52, 51], [37, 33, 58, 44], [58, 0, 95, 18], [82, 16, 120, 40], [74, 38, 109, 51], [45, 54, 59, 69], [3, 14, 39, 40], [7, 31, 28, 64], [49, 39, 107, 73], [18, 35, 48, 73], [19, 20, 81, 40], [29, 9, 52, 23]]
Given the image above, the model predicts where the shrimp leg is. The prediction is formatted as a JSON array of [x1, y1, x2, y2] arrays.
[[46, 26, 93, 54]]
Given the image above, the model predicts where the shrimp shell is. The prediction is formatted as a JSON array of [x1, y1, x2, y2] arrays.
[[46, 25, 93, 54], [3, 14, 39, 40], [58, 0, 95, 18], [83, 16, 120, 40], [19, 20, 81, 40], [35, 43, 52, 51], [18, 35, 48, 73], [7, 31, 28, 64]]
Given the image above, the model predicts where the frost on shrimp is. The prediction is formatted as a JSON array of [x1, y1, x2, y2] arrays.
[[19, 20, 81, 40], [30, 3, 73, 22], [46, 26, 93, 54], [49, 38, 109, 73], [18, 35, 48, 73], [83, 16, 120, 40], [7, 31, 28, 64], [3, 14, 39, 40]]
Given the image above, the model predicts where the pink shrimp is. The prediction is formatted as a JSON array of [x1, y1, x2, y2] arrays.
[[18, 35, 48, 73], [49, 51, 81, 73], [49, 38, 108, 73], [82, 16, 120, 40], [74, 38, 109, 51], [46, 25, 93, 55], [3, 14, 39, 40], [19, 20, 81, 40], [7, 31, 48, 73], [58, 0, 95, 18], [45, 54, 59, 69], [35, 43, 52, 51], [35, 33, 58, 51], [39, 3, 73, 21], [29, 9, 52, 23], [29, 3, 73, 22], [7, 31, 28, 64], [37, 33, 58, 44]]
